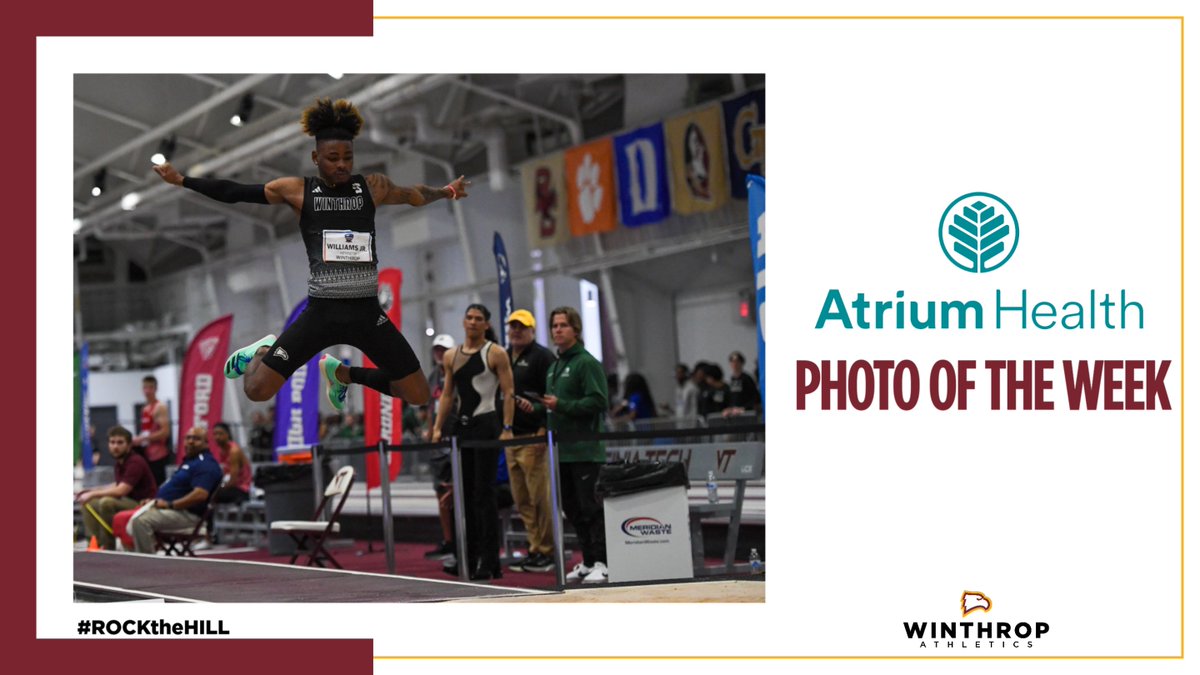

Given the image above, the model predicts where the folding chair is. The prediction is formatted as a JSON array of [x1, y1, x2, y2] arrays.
[[270, 466, 355, 568], [154, 476, 227, 557]]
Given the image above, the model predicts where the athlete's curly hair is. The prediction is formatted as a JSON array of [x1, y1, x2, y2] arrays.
[[300, 97, 364, 142]]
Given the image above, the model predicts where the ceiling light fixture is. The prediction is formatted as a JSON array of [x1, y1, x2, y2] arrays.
[[151, 134, 176, 166], [91, 168, 106, 197], [230, 93, 254, 127]]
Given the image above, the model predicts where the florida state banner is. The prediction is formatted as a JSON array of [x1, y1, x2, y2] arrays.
[[177, 314, 233, 460], [722, 88, 766, 199], [613, 122, 671, 227], [272, 299, 320, 458], [565, 138, 617, 236], [520, 151, 570, 248], [363, 267, 404, 488], [665, 104, 730, 215]]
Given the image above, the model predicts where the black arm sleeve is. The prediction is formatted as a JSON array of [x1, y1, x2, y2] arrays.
[[181, 176, 269, 204]]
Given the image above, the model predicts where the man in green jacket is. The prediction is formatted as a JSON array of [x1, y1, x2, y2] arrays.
[[543, 306, 610, 583]]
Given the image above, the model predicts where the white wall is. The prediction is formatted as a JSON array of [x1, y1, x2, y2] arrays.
[[87, 364, 178, 433], [674, 288, 761, 377]]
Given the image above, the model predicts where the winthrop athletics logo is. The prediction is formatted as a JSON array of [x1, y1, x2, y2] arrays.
[[961, 591, 991, 617], [903, 592, 1049, 650], [939, 192, 1019, 273]]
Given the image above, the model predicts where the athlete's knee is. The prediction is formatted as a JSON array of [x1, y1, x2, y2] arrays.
[[394, 379, 430, 406]]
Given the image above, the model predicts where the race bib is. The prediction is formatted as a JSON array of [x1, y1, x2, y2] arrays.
[[322, 230, 373, 263]]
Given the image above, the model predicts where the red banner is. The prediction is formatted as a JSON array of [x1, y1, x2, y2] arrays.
[[177, 314, 233, 461], [363, 268, 404, 488]]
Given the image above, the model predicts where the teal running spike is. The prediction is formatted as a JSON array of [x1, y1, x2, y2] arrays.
[[321, 354, 348, 411], [224, 334, 277, 379]]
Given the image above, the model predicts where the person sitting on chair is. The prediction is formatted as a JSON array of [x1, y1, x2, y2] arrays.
[[75, 425, 158, 550], [120, 426, 223, 554]]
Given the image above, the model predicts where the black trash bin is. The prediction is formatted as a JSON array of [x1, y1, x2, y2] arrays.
[[594, 460, 690, 499], [255, 463, 318, 555]]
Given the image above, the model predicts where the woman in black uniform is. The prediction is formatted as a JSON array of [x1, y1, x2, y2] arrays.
[[431, 304, 515, 579], [153, 98, 468, 410]]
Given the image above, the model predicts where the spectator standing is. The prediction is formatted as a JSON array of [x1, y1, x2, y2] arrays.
[[423, 333, 457, 560], [727, 351, 762, 413], [668, 363, 699, 419], [134, 374, 171, 486], [543, 306, 610, 583], [502, 309, 557, 573], [697, 363, 731, 417], [76, 426, 158, 550], [611, 373, 658, 423], [432, 304, 515, 580]]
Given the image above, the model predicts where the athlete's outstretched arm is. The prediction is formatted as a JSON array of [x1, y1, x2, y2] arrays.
[[366, 174, 471, 207], [153, 162, 303, 210]]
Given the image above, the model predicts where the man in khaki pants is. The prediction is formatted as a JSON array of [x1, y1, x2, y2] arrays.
[[504, 310, 557, 573]]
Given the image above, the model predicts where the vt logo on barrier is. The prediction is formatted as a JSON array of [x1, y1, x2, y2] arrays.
[[939, 192, 1019, 273]]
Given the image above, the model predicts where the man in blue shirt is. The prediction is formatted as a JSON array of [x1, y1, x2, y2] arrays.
[[128, 426, 223, 553]]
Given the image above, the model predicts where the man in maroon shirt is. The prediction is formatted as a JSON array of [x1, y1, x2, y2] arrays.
[[76, 426, 158, 550]]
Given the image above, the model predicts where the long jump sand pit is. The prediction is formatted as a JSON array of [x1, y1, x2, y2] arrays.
[[453, 579, 764, 603]]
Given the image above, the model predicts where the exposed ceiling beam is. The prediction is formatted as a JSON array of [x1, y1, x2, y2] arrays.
[[73, 73, 275, 182], [77, 74, 444, 234], [73, 99, 213, 155]]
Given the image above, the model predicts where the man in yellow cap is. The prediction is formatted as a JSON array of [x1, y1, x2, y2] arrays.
[[503, 309, 558, 573]]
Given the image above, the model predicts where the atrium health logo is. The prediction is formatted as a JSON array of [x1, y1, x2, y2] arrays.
[[939, 192, 1019, 273]]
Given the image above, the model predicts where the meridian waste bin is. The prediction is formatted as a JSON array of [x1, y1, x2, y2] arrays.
[[596, 461, 693, 583]]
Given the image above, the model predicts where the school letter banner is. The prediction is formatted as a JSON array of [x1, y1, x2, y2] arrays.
[[614, 123, 671, 227], [521, 151, 570, 248], [722, 88, 765, 199], [565, 138, 617, 236]]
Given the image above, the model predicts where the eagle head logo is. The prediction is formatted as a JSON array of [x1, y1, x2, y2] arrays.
[[961, 591, 992, 617]]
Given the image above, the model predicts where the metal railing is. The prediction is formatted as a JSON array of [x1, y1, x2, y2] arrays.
[[297, 419, 765, 587]]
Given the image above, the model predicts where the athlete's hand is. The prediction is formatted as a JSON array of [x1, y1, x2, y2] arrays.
[[446, 175, 470, 200], [431, 427, 442, 443], [499, 429, 514, 442], [153, 162, 184, 186]]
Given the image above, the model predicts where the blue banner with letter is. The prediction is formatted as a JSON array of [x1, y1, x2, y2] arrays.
[[493, 232, 514, 346], [747, 175, 766, 407], [614, 123, 671, 226], [273, 299, 320, 458]]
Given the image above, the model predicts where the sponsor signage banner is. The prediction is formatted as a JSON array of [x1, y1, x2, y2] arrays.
[[665, 104, 730, 215], [613, 123, 671, 227], [722, 88, 765, 199], [520, 152, 570, 248], [272, 299, 320, 459], [564, 138, 617, 236], [748, 174, 766, 407], [178, 315, 233, 459], [493, 232, 514, 347], [363, 267, 404, 488], [76, 342, 93, 470]]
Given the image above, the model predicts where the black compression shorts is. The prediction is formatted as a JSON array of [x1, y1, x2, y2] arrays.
[[259, 296, 421, 381]]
